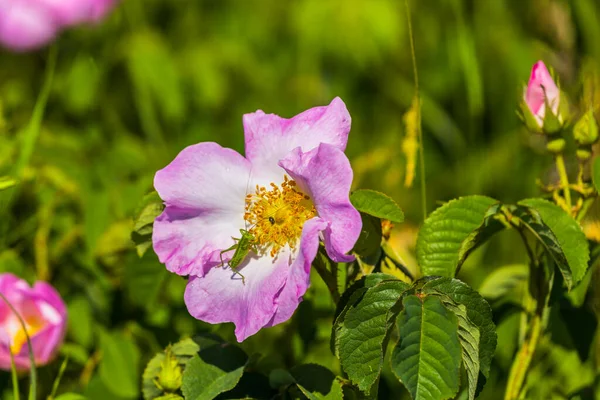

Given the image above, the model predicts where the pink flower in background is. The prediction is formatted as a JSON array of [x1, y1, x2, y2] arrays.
[[0, 273, 67, 371], [153, 98, 362, 341], [0, 0, 117, 51], [524, 61, 560, 127]]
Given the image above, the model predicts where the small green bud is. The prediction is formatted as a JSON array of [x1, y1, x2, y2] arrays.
[[573, 109, 599, 145], [154, 349, 183, 393], [546, 138, 566, 153], [576, 148, 592, 161]]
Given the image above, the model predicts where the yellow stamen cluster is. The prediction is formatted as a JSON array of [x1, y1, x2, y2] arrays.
[[244, 175, 316, 257]]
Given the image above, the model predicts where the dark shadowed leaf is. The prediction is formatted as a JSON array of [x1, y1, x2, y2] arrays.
[[518, 199, 589, 288], [181, 343, 247, 400], [335, 280, 408, 395]]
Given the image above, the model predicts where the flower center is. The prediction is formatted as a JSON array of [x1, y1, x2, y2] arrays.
[[6, 313, 45, 355], [244, 175, 316, 257]]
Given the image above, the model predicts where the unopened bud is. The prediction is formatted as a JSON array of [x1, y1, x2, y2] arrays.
[[154, 349, 182, 393], [521, 61, 569, 135]]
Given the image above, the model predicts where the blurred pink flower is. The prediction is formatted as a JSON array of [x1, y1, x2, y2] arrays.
[[0, 273, 67, 371], [524, 61, 560, 127], [0, 0, 117, 51]]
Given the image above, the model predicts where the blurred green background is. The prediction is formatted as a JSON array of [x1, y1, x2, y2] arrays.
[[1, 0, 599, 398]]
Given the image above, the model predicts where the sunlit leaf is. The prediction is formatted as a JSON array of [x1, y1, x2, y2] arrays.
[[391, 295, 462, 400], [478, 264, 528, 301], [417, 196, 501, 277], [350, 189, 404, 223], [422, 277, 496, 381]]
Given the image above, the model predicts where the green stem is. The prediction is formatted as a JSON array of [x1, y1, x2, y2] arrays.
[[10, 350, 20, 400], [504, 227, 546, 400], [504, 313, 542, 400], [404, 0, 427, 220], [313, 252, 340, 303], [555, 154, 572, 213]]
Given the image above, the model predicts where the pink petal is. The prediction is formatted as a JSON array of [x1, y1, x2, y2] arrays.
[[524, 61, 560, 121], [268, 217, 328, 326], [153, 142, 251, 277], [0, 2, 58, 51], [280, 143, 361, 262], [243, 97, 351, 183], [35, 0, 93, 25], [184, 250, 291, 342]]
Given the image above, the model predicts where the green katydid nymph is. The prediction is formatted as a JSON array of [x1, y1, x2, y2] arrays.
[[218, 229, 257, 285]]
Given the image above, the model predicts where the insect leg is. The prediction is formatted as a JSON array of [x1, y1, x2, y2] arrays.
[[219, 243, 239, 268]]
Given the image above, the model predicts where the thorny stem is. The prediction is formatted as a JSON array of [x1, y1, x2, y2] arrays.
[[554, 154, 572, 213], [404, 0, 427, 220]]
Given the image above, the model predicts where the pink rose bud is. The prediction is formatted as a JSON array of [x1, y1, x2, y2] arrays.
[[523, 61, 561, 130], [0, 0, 118, 52], [0, 273, 67, 371]]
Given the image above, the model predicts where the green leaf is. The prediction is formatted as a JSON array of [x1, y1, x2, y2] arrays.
[[592, 157, 600, 194], [131, 191, 164, 257], [350, 189, 404, 223], [67, 296, 93, 348], [124, 251, 168, 309], [438, 297, 480, 400], [391, 295, 462, 400], [142, 352, 164, 400], [290, 364, 343, 400], [417, 196, 501, 277], [335, 280, 408, 395], [421, 278, 496, 380], [98, 331, 140, 398], [352, 212, 382, 258], [181, 343, 247, 400], [268, 369, 295, 389], [518, 198, 589, 288], [477, 264, 528, 300], [331, 273, 396, 354]]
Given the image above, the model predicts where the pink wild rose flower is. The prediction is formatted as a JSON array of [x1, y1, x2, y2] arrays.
[[0, 0, 117, 51], [0, 273, 67, 371], [152, 97, 362, 341], [524, 61, 560, 127]]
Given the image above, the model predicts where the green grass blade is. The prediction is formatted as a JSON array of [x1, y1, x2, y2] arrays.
[[10, 349, 20, 400], [49, 357, 69, 399]]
